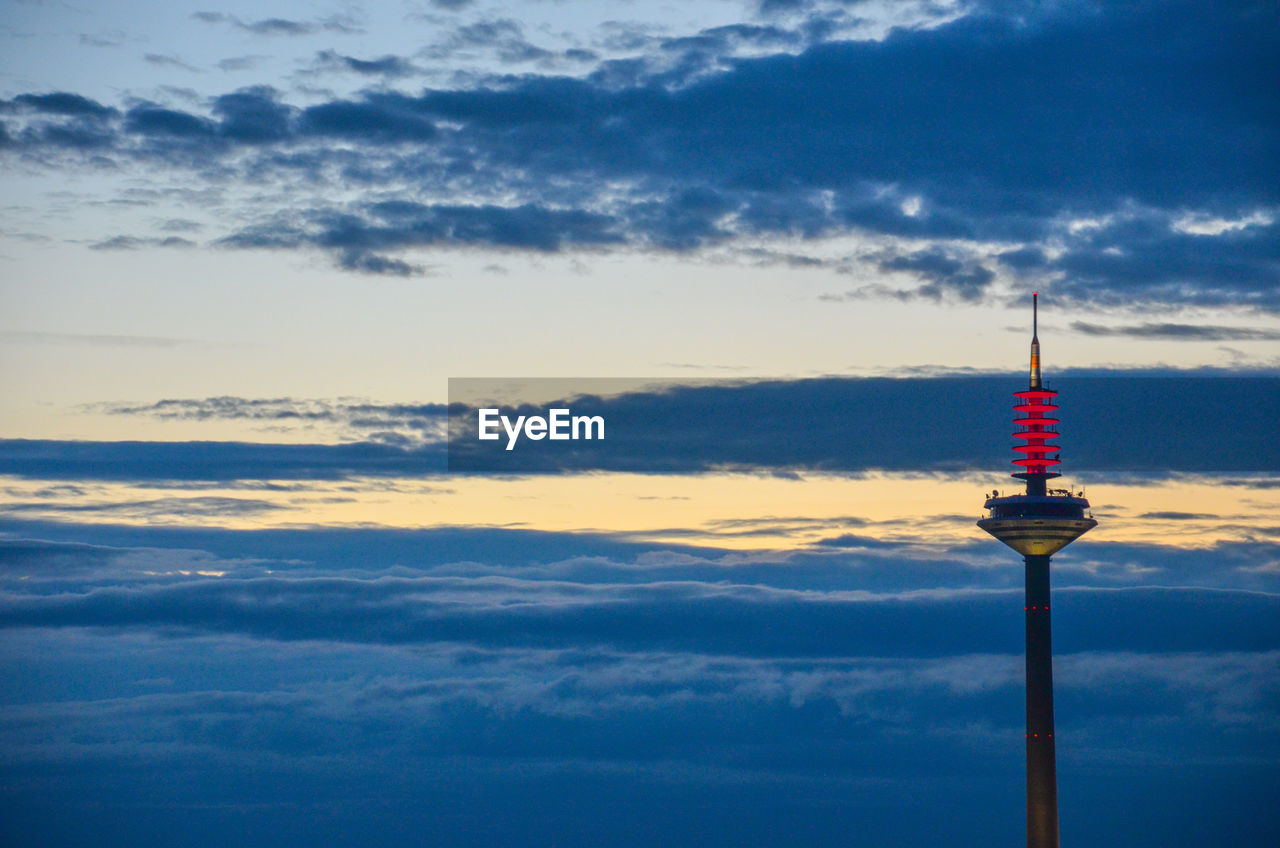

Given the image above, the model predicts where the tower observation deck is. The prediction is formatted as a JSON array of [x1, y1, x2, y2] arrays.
[[978, 294, 1096, 848]]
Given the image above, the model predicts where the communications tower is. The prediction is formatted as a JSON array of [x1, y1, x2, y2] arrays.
[[978, 294, 1096, 848]]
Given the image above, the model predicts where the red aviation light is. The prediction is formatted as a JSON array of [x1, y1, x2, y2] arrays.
[[1012, 387, 1061, 475]]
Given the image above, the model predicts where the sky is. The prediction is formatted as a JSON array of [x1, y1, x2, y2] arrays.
[[1, 1, 1279, 846]]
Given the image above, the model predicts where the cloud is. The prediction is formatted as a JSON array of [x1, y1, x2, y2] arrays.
[[2, 642, 1272, 766], [758, 0, 813, 13], [219, 201, 624, 273], [1, 507, 1275, 847], [0, 1, 1274, 301], [0, 438, 444, 482], [874, 247, 996, 302], [144, 54, 203, 73], [208, 86, 294, 143], [192, 12, 363, 37], [1048, 212, 1280, 310], [2, 620, 1274, 845], [2, 557, 1276, 656], [1137, 511, 1218, 520], [295, 98, 437, 141], [88, 235, 196, 250], [97, 396, 447, 432], [335, 250, 420, 275], [2, 495, 284, 520], [5, 519, 1278, 595], [1071, 322, 1280, 341], [4, 92, 116, 118], [446, 375, 1280, 475], [0, 330, 200, 348], [0, 537, 256, 585], [216, 55, 266, 72], [123, 103, 216, 138], [157, 218, 202, 233], [310, 50, 419, 78], [1, 2, 1274, 304], [419, 18, 555, 65], [79, 32, 130, 48]]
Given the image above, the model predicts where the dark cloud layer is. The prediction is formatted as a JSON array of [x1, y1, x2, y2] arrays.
[[448, 375, 1279, 474], [5, 521, 1278, 595], [0, 438, 441, 481], [1, 374, 1274, 481], [2, 0, 1276, 304], [1, 520, 1278, 847], [3, 570, 1276, 657], [1071, 321, 1280, 341]]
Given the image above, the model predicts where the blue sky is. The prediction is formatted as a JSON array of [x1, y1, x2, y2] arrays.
[[1, 1, 1278, 846]]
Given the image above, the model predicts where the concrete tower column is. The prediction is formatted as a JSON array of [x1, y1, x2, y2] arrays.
[[1025, 553, 1059, 848]]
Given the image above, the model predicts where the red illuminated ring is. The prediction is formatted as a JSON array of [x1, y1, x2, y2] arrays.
[[1010, 386, 1066, 472]]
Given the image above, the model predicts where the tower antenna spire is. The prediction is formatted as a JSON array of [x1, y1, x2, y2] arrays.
[[1030, 292, 1042, 389]]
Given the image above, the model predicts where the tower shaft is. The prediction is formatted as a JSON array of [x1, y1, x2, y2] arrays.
[[1025, 553, 1059, 848]]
